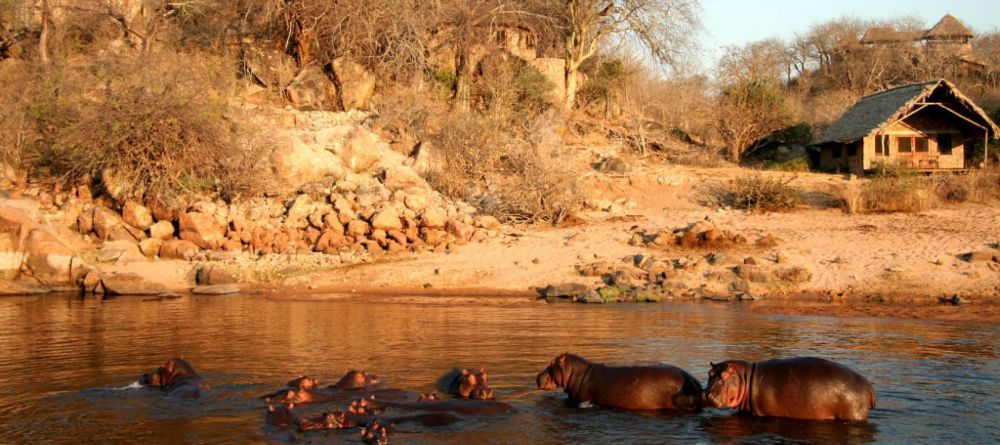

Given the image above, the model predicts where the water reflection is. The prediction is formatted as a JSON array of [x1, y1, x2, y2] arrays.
[[0, 295, 996, 444]]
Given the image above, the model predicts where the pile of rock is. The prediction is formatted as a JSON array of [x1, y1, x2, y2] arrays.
[[628, 218, 749, 250]]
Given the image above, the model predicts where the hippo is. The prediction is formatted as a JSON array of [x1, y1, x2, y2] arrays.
[[265, 404, 299, 427], [361, 420, 389, 445], [535, 353, 702, 411], [436, 368, 495, 400], [298, 411, 361, 431], [264, 387, 416, 405], [139, 358, 204, 399], [330, 370, 380, 390], [287, 376, 318, 390], [352, 396, 514, 416], [703, 357, 876, 421], [299, 410, 462, 432]]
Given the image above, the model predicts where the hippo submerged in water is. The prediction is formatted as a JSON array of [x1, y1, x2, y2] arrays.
[[703, 357, 876, 421], [139, 357, 203, 399], [536, 353, 703, 411], [437, 368, 495, 400]]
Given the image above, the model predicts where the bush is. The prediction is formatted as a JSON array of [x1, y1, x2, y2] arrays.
[[838, 166, 936, 213], [725, 173, 800, 211], [425, 113, 579, 224], [32, 53, 265, 205], [763, 157, 810, 172], [932, 169, 1000, 204]]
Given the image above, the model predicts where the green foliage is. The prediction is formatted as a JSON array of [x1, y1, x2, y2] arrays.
[[839, 165, 935, 213], [596, 285, 625, 302], [578, 59, 631, 104], [631, 289, 662, 303], [474, 56, 554, 116], [763, 157, 810, 172], [725, 173, 800, 211], [716, 78, 792, 161]]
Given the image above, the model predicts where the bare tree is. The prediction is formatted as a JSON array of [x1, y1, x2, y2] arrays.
[[67, 0, 207, 56], [715, 41, 792, 161], [557, 0, 700, 112]]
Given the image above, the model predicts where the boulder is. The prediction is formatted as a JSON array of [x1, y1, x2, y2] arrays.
[[331, 57, 376, 110], [179, 212, 225, 250], [242, 47, 296, 88], [285, 64, 337, 110], [93, 207, 132, 241], [122, 201, 153, 230], [445, 219, 474, 244], [100, 273, 168, 295], [371, 207, 403, 231], [196, 265, 236, 286], [138, 238, 163, 258], [22, 228, 90, 286], [271, 139, 345, 190], [541, 282, 590, 298], [404, 193, 430, 212], [149, 221, 175, 240], [574, 290, 605, 304], [340, 129, 383, 173], [0, 279, 50, 295], [160, 239, 200, 261], [285, 194, 315, 230], [473, 215, 500, 230], [346, 220, 370, 238], [734, 264, 772, 283]]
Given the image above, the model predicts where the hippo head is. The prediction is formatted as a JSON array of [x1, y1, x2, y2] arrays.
[[361, 420, 389, 445], [288, 376, 318, 390], [536, 354, 572, 390], [140, 358, 192, 388], [350, 396, 381, 415], [335, 370, 380, 390], [456, 368, 495, 400], [704, 361, 751, 409], [418, 393, 439, 401], [324, 411, 355, 429]]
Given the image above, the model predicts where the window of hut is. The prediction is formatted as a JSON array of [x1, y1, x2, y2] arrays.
[[915, 137, 929, 152], [832, 146, 842, 158], [938, 133, 954, 155], [875, 136, 886, 156], [898, 136, 912, 153], [847, 140, 860, 157]]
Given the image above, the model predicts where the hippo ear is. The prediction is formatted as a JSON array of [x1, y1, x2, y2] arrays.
[[462, 369, 470, 375], [557, 355, 567, 366], [710, 362, 715, 368], [268, 405, 275, 412], [479, 367, 485, 373]]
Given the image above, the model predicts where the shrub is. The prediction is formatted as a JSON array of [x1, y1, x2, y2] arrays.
[[37, 54, 265, 205], [933, 169, 1000, 204], [425, 112, 579, 224], [725, 173, 800, 211], [838, 167, 935, 213], [763, 157, 810, 172]]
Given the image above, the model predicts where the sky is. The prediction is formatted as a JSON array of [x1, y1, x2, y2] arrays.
[[698, 0, 1000, 70]]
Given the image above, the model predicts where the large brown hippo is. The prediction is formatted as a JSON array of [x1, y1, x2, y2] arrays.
[[436, 368, 495, 400], [535, 353, 702, 411], [139, 358, 204, 399], [703, 357, 876, 421]]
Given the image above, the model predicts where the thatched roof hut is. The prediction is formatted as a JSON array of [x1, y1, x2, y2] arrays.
[[815, 79, 998, 173], [923, 14, 974, 41], [860, 27, 922, 45]]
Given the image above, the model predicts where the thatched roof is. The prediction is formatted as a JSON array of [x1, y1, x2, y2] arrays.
[[923, 14, 973, 39], [861, 27, 921, 44], [816, 79, 1000, 144]]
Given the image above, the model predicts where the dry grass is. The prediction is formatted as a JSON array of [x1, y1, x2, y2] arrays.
[[425, 112, 579, 224], [13, 52, 267, 207], [932, 169, 1000, 204], [837, 170, 935, 213], [724, 173, 800, 212]]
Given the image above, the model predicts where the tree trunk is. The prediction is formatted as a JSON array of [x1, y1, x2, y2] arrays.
[[563, 64, 578, 112], [38, 0, 50, 65]]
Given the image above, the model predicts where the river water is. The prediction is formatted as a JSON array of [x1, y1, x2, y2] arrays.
[[0, 294, 996, 444]]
